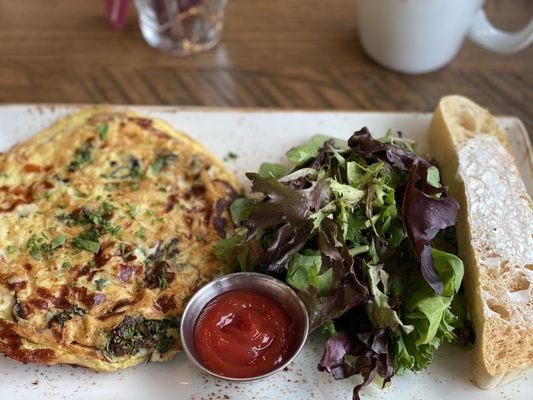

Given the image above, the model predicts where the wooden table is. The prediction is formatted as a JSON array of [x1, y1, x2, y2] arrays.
[[0, 0, 531, 131]]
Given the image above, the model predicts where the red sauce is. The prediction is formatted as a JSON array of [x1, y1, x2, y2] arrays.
[[194, 290, 295, 378]]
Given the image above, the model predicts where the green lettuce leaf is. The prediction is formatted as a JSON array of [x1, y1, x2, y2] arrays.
[[392, 249, 465, 373], [287, 250, 333, 297], [286, 134, 331, 165], [258, 162, 291, 179], [365, 262, 413, 334], [328, 178, 365, 205], [229, 198, 255, 225], [286, 134, 347, 165]]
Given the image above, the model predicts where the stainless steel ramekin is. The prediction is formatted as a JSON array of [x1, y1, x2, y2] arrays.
[[180, 272, 309, 382]]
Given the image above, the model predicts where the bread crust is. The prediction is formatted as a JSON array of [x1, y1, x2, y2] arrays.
[[428, 95, 532, 389]]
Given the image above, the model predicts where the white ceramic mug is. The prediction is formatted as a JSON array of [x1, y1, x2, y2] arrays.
[[356, 0, 533, 74]]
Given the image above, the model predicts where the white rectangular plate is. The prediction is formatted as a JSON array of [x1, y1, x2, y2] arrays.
[[0, 105, 531, 400]]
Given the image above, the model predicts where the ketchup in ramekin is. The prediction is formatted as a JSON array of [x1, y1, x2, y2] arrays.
[[193, 289, 295, 378]]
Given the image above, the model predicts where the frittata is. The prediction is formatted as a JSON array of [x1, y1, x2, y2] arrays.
[[0, 108, 239, 371]]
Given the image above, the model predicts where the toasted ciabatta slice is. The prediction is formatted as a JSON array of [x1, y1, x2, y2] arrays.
[[428, 95, 532, 389]]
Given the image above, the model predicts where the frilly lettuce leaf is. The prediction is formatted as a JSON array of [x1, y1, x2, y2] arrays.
[[365, 261, 414, 334], [258, 162, 291, 179], [286, 250, 333, 297], [286, 134, 347, 165], [392, 249, 465, 373]]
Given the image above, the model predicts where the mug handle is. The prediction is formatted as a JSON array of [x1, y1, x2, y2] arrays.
[[468, 10, 533, 54]]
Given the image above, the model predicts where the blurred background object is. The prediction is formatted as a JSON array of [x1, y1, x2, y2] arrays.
[[133, 0, 227, 55], [355, 0, 532, 74], [0, 0, 531, 130], [106, 0, 130, 30]]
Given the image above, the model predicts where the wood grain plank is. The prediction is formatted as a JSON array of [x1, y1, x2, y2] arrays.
[[0, 0, 530, 132]]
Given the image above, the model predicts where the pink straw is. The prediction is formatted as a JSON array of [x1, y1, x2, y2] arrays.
[[106, 0, 131, 30]]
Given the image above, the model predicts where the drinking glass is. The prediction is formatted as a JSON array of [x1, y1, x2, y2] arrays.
[[134, 0, 228, 56]]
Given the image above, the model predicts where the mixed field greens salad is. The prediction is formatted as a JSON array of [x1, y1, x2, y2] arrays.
[[214, 128, 471, 399]]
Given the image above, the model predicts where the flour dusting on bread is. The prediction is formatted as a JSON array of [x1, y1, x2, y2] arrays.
[[428, 95, 532, 389]]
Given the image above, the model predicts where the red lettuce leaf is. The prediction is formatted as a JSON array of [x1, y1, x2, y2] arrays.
[[318, 328, 394, 400], [348, 128, 459, 294], [348, 127, 431, 171], [244, 173, 369, 322], [299, 271, 368, 330], [243, 173, 316, 273], [298, 218, 368, 330], [402, 161, 459, 294]]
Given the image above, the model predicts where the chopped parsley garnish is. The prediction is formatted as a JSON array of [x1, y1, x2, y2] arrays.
[[6, 245, 16, 255], [150, 150, 178, 174], [72, 188, 88, 198], [135, 227, 147, 241], [65, 202, 121, 253], [124, 249, 135, 258], [125, 204, 137, 219], [61, 261, 72, 269], [158, 274, 169, 289], [129, 180, 139, 191], [27, 234, 66, 261], [102, 202, 117, 214], [68, 142, 93, 172], [97, 124, 109, 140], [72, 236, 100, 253], [27, 235, 41, 261], [106, 224, 121, 236], [51, 235, 67, 249], [95, 278, 108, 291]]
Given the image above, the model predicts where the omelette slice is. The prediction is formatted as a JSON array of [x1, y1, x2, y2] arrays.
[[0, 108, 239, 371]]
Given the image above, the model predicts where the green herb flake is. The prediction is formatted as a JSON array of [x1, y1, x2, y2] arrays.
[[72, 188, 88, 198], [61, 261, 72, 269], [51, 235, 67, 250], [72, 237, 100, 253], [130, 180, 139, 191], [95, 278, 108, 291], [135, 227, 147, 241], [97, 124, 109, 140], [27, 234, 42, 261], [150, 150, 178, 174], [6, 245, 16, 255], [68, 142, 94, 172], [158, 274, 169, 289], [125, 204, 137, 219]]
